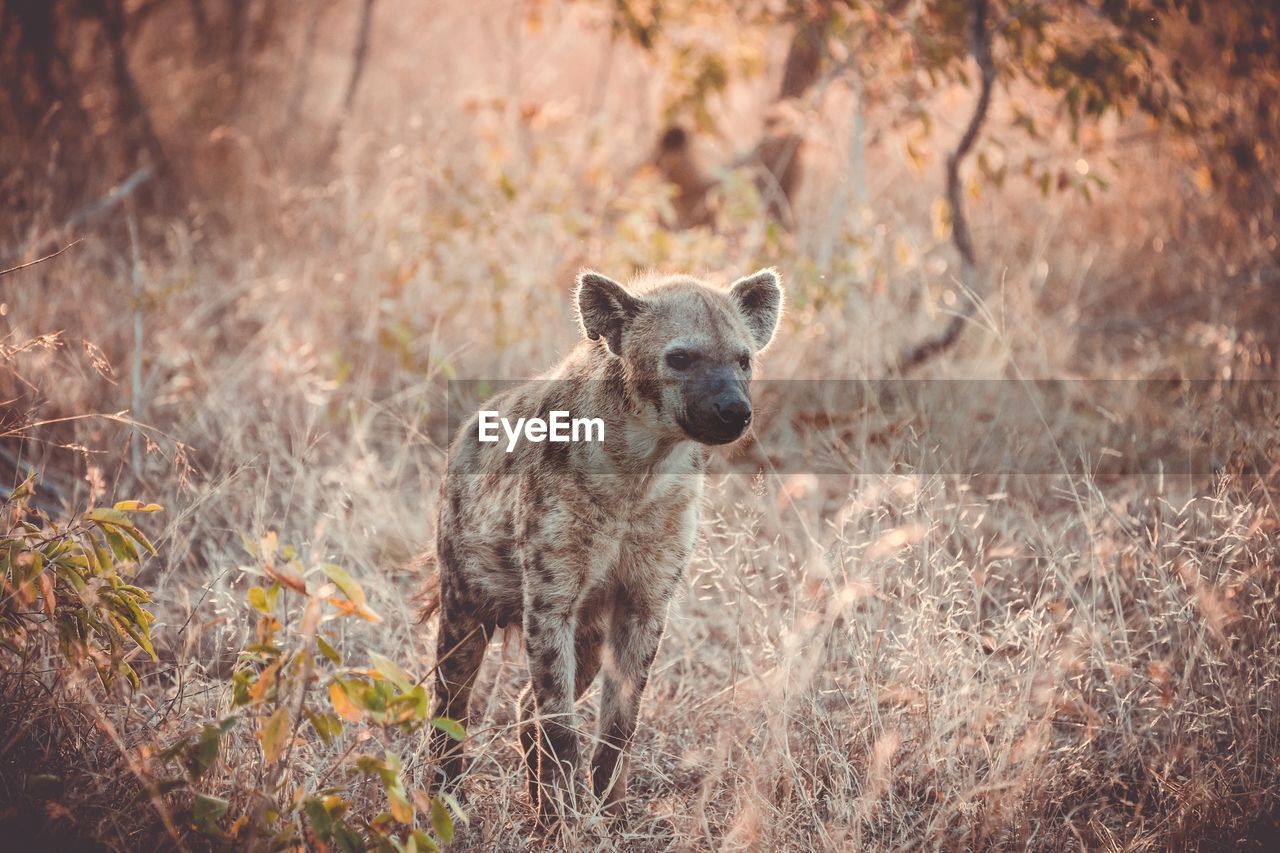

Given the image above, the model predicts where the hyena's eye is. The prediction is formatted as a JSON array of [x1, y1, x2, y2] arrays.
[[738, 355, 752, 371], [666, 351, 693, 370]]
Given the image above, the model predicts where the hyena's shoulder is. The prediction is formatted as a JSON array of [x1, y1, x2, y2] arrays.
[[441, 371, 595, 521]]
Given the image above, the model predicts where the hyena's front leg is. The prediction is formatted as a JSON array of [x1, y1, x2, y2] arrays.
[[521, 570, 587, 821], [591, 594, 668, 810], [518, 615, 604, 805]]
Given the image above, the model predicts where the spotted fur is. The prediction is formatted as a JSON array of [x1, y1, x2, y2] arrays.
[[427, 268, 783, 822]]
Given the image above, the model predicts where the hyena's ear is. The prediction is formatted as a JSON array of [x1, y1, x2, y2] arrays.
[[729, 268, 784, 352], [575, 271, 644, 356]]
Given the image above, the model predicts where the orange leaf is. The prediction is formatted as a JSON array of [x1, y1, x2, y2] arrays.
[[265, 562, 307, 595], [329, 681, 362, 722], [39, 572, 55, 618], [327, 596, 383, 623]]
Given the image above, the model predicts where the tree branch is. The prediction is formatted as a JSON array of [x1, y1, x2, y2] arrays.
[[898, 0, 996, 373]]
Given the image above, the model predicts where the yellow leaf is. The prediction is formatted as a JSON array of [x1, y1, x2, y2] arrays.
[[113, 500, 164, 513], [247, 586, 272, 614], [388, 787, 414, 824], [258, 706, 290, 764]]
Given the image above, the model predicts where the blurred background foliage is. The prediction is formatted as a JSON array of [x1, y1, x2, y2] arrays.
[[2, 0, 1277, 365], [3, 0, 1277, 217]]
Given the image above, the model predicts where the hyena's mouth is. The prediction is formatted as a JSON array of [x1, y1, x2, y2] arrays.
[[678, 410, 752, 446]]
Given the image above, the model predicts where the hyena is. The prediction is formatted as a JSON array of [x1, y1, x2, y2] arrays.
[[427, 267, 783, 820]]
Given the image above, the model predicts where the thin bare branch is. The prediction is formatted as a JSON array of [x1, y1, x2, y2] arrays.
[[898, 0, 996, 373], [0, 239, 82, 279]]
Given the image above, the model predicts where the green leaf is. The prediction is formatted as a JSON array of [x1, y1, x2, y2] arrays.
[[355, 754, 387, 777], [122, 524, 158, 557], [192, 793, 229, 833], [187, 719, 234, 780], [406, 685, 430, 720], [410, 830, 440, 852], [102, 525, 139, 563], [322, 563, 366, 606], [430, 796, 454, 843], [370, 652, 412, 692], [120, 591, 157, 635], [430, 717, 465, 742], [439, 789, 468, 826], [7, 471, 36, 503], [185, 717, 237, 778], [364, 680, 392, 713], [334, 823, 365, 853], [306, 710, 343, 743], [109, 610, 157, 661], [304, 797, 334, 840], [317, 635, 342, 665]]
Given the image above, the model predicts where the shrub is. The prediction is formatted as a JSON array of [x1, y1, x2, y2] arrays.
[[156, 531, 465, 851], [2, 478, 463, 851], [0, 473, 161, 690]]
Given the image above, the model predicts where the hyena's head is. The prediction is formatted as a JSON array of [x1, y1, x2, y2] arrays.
[[575, 268, 783, 445]]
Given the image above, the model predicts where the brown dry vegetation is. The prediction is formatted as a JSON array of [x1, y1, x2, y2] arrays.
[[2, 1, 1279, 850]]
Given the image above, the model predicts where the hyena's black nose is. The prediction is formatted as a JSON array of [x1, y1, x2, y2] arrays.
[[714, 398, 752, 429]]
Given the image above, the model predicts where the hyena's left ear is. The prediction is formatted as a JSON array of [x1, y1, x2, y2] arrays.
[[575, 271, 645, 356], [730, 268, 784, 352]]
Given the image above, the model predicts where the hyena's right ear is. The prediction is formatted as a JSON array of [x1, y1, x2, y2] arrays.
[[575, 271, 644, 356]]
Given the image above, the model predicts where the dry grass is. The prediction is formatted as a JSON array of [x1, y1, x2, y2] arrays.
[[2, 1, 1279, 849]]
